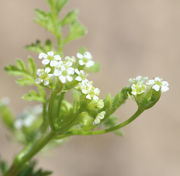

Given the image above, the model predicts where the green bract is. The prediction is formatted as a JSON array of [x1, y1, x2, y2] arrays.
[[0, 1, 169, 176]]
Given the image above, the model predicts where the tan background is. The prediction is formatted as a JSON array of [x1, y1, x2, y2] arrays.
[[0, 0, 180, 176]]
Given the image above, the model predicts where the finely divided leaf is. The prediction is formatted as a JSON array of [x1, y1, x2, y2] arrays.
[[22, 90, 45, 103], [61, 10, 78, 26], [111, 88, 129, 114], [56, 0, 68, 13], [5, 59, 37, 86], [26, 40, 53, 53], [64, 21, 87, 44], [28, 58, 37, 77]]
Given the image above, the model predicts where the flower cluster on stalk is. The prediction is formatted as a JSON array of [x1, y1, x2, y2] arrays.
[[129, 76, 169, 96], [35, 51, 103, 103]]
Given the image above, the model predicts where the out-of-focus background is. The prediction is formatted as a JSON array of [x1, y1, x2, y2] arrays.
[[0, 0, 180, 176]]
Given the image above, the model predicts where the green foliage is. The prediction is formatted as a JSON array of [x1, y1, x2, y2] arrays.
[[0, 102, 14, 131], [0, 159, 52, 176], [5, 58, 36, 86], [0, 158, 8, 175], [17, 161, 52, 176], [103, 88, 129, 116], [26, 40, 53, 54], [22, 89, 45, 103], [134, 89, 161, 110], [1, 0, 168, 175], [33, 0, 86, 53], [47, 0, 68, 13]]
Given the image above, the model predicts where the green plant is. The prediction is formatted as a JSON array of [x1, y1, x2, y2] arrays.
[[0, 0, 169, 176]]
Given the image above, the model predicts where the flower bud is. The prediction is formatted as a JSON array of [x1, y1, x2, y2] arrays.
[[79, 112, 94, 130], [129, 76, 169, 110]]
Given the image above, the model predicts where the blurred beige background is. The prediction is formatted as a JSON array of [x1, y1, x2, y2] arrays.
[[0, 0, 180, 176]]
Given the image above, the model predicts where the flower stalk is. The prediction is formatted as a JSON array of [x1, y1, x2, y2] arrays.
[[0, 0, 169, 175]]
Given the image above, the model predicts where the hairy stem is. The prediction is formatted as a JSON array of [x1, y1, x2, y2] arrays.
[[5, 131, 56, 176]]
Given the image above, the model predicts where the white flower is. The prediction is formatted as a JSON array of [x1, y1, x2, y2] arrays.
[[76, 51, 95, 67], [96, 99, 104, 109], [35, 68, 52, 86], [75, 69, 86, 82], [15, 105, 41, 129], [77, 79, 100, 101], [93, 111, 106, 125], [39, 53, 47, 59], [47, 51, 54, 56], [129, 76, 169, 97], [78, 79, 93, 94], [65, 56, 76, 63], [129, 76, 148, 84], [57, 65, 75, 83], [54, 55, 61, 61], [146, 77, 169, 92], [131, 83, 146, 96], [38, 51, 62, 67]]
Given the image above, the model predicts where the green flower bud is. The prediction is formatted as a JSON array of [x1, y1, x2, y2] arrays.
[[134, 88, 161, 110], [79, 112, 94, 130], [129, 76, 169, 110], [87, 99, 104, 112]]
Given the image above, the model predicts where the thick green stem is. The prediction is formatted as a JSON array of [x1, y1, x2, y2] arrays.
[[5, 131, 55, 176]]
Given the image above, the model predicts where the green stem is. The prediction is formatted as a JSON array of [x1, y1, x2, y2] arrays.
[[67, 108, 144, 136], [5, 131, 56, 176]]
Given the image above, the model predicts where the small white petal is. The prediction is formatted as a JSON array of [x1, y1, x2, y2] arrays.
[[94, 119, 101, 125], [54, 69, 61, 76], [152, 84, 160, 91], [54, 55, 61, 60], [67, 67, 74, 75], [24, 115, 35, 127], [42, 59, 50, 65], [146, 80, 155, 85], [48, 74, 54, 78], [66, 76, 73, 82], [84, 51, 92, 59], [50, 60, 58, 67], [79, 60, 84, 66], [37, 69, 43, 76], [86, 94, 92, 100], [136, 76, 142, 81], [47, 51, 54, 56], [35, 78, 42, 84], [93, 95, 99, 101], [45, 67, 51, 73], [161, 86, 169, 92], [75, 69, 80, 74], [43, 80, 49, 86], [80, 70, 85, 74], [75, 76, 82, 82], [15, 120, 23, 129], [59, 76, 66, 83], [98, 112, 105, 120], [66, 61, 73, 67], [162, 81, 169, 87], [82, 89, 88, 94], [154, 77, 162, 82], [56, 61, 63, 67], [77, 53, 83, 59], [94, 88, 100, 95], [39, 53, 47, 59], [86, 60, 94, 67], [131, 90, 137, 96]]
